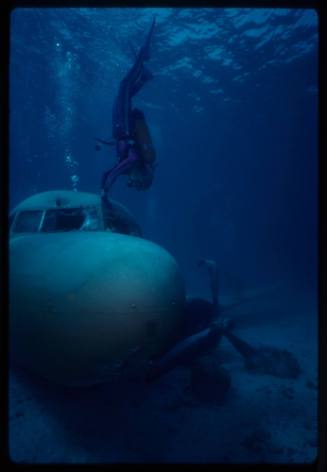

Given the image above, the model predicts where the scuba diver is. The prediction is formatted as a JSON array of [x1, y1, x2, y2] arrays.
[[98, 18, 157, 201]]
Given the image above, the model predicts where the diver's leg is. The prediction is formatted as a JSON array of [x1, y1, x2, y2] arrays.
[[101, 147, 139, 196], [112, 20, 155, 140], [130, 65, 153, 96], [112, 64, 153, 140]]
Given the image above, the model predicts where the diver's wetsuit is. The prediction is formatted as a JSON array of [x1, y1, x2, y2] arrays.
[[101, 19, 156, 198]]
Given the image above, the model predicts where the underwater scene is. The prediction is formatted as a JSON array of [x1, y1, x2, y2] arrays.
[[9, 7, 318, 464]]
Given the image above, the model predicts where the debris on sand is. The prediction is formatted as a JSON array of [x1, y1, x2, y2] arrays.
[[244, 346, 301, 379], [222, 330, 301, 379]]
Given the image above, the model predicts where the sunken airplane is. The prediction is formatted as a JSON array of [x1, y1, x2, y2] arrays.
[[9, 194, 300, 388]]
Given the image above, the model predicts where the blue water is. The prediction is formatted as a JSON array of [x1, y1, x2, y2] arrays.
[[9, 7, 318, 464]]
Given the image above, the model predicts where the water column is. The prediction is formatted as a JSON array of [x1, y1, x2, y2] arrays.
[[53, 40, 80, 191]]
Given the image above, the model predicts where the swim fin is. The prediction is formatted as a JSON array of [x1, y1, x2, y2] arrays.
[[139, 17, 156, 62]]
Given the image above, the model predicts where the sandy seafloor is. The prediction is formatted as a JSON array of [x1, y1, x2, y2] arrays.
[[8, 281, 318, 464]]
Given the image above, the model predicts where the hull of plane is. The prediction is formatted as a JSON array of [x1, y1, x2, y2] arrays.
[[9, 231, 185, 386]]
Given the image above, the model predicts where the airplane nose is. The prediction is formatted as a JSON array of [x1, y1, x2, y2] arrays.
[[10, 232, 185, 386]]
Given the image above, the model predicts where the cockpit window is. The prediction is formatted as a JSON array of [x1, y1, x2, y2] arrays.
[[13, 210, 43, 233], [11, 207, 101, 233], [42, 208, 84, 232], [41, 207, 100, 232]]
